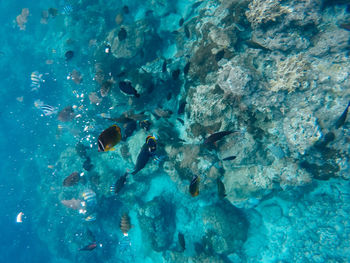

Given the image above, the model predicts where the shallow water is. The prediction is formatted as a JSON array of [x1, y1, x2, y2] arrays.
[[1, 0, 350, 262]]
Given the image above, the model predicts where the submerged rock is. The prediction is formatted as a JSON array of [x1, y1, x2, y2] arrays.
[[201, 200, 249, 254], [138, 196, 176, 252]]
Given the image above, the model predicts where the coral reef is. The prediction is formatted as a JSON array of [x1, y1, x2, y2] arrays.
[[269, 54, 311, 93], [246, 0, 291, 29]]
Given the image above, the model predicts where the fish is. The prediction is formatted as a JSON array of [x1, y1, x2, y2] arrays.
[[69, 69, 82, 84], [65, 50, 74, 60], [48, 7, 58, 17], [118, 27, 127, 41], [183, 62, 190, 75], [58, 106, 75, 122], [63, 172, 80, 186], [139, 119, 151, 131], [245, 39, 271, 51], [122, 5, 129, 14], [204, 131, 236, 145], [98, 125, 122, 152], [172, 69, 181, 80], [100, 79, 114, 97], [120, 213, 132, 236], [177, 118, 184, 125], [184, 25, 190, 38], [34, 100, 57, 116], [131, 136, 157, 175], [122, 119, 137, 141], [222, 155, 236, 161], [75, 142, 88, 158], [119, 81, 140, 97], [340, 23, 350, 31], [16, 212, 24, 223], [85, 214, 96, 222], [178, 232, 185, 252], [179, 18, 184, 27], [216, 178, 226, 199], [30, 71, 43, 91], [131, 144, 152, 175], [153, 108, 173, 119], [167, 92, 172, 101], [189, 175, 200, 197], [79, 242, 97, 251], [83, 157, 93, 171], [110, 172, 128, 195], [177, 101, 186, 114], [162, 60, 167, 72], [215, 50, 225, 62], [335, 101, 350, 129], [192, 1, 203, 9], [89, 92, 102, 104], [61, 198, 82, 210], [82, 190, 97, 207]]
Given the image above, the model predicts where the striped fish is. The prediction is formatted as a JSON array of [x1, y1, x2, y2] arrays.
[[34, 100, 57, 116], [30, 71, 43, 91]]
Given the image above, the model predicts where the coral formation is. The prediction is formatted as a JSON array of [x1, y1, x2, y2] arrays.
[[269, 54, 311, 93], [246, 0, 290, 29]]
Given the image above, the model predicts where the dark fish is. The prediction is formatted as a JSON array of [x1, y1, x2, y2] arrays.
[[63, 172, 80, 186], [204, 131, 236, 145], [192, 1, 203, 9], [86, 229, 96, 242], [83, 157, 93, 171], [177, 118, 184, 125], [122, 119, 137, 140], [110, 172, 128, 195], [131, 144, 152, 175], [183, 62, 190, 75], [162, 60, 167, 72], [79, 242, 97, 251], [65, 50, 74, 61], [118, 28, 127, 41], [314, 132, 335, 149], [335, 101, 350, 129], [98, 125, 122, 152], [184, 25, 190, 38], [58, 106, 75, 122], [119, 81, 140, 98], [172, 69, 181, 80], [216, 178, 226, 199], [215, 50, 225, 62], [167, 92, 172, 101], [100, 79, 114, 97], [139, 119, 151, 131], [131, 136, 157, 175], [179, 18, 184, 27], [222, 155, 236, 161], [340, 23, 350, 31], [189, 175, 200, 197], [122, 5, 129, 14], [75, 143, 88, 158], [178, 232, 185, 252], [178, 101, 186, 114], [48, 7, 58, 17], [245, 40, 271, 51], [120, 213, 132, 236]]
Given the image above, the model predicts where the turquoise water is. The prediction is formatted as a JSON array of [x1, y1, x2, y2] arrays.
[[1, 0, 350, 262]]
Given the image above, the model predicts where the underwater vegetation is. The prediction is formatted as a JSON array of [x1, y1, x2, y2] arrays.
[[5, 0, 350, 262]]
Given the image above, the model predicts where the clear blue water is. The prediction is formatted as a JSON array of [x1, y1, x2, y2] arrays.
[[1, 0, 350, 262]]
